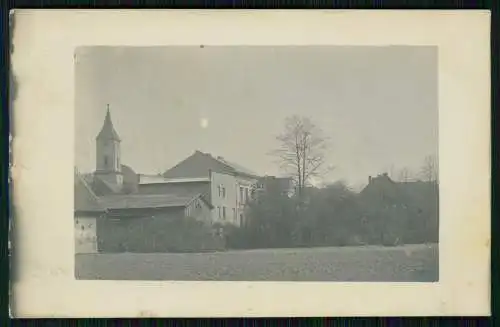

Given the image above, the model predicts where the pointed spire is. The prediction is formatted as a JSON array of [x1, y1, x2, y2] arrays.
[[97, 104, 121, 141]]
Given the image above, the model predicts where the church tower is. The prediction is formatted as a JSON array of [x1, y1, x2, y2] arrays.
[[94, 105, 123, 188]]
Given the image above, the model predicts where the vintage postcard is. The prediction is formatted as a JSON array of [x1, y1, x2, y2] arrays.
[[10, 10, 490, 317]]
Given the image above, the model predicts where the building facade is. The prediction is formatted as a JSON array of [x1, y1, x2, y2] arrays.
[[83, 109, 265, 230], [209, 170, 258, 226], [96, 193, 216, 252], [74, 169, 106, 254]]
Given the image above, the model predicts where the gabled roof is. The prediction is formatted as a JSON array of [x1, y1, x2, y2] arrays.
[[138, 174, 168, 184], [216, 157, 259, 177], [139, 174, 210, 185], [96, 108, 121, 141], [359, 173, 438, 209], [74, 171, 106, 214], [92, 175, 122, 196], [138, 180, 211, 200], [121, 164, 137, 177], [162, 150, 259, 179], [99, 193, 209, 210]]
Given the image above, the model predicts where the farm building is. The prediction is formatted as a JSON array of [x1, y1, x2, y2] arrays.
[[74, 169, 106, 254]]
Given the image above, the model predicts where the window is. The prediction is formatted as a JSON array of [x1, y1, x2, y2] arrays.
[[104, 156, 108, 167], [218, 185, 226, 198], [245, 188, 249, 201], [232, 208, 236, 219], [222, 207, 226, 219], [218, 185, 227, 198], [218, 207, 221, 218], [240, 187, 244, 203]]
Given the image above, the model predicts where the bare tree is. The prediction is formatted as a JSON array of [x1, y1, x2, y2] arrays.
[[271, 115, 330, 198], [397, 167, 413, 183], [420, 155, 438, 182], [387, 164, 396, 180]]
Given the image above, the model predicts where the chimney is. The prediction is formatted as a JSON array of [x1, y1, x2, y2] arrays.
[[368, 175, 372, 183]]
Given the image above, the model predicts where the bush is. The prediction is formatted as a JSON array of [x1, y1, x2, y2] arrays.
[[97, 216, 225, 253], [223, 180, 439, 250]]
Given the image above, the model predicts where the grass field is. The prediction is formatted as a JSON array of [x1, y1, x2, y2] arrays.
[[75, 243, 438, 282]]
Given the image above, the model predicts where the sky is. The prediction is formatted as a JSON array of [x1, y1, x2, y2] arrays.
[[75, 46, 438, 189]]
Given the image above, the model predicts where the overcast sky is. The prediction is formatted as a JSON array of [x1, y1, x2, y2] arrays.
[[75, 46, 438, 189]]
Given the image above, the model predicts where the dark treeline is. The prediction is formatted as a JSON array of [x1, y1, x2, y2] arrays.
[[222, 176, 439, 250]]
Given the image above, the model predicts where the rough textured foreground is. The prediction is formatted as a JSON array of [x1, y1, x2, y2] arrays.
[[75, 244, 438, 282]]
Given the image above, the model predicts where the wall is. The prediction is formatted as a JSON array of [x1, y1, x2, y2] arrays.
[[75, 215, 98, 253], [96, 139, 121, 172], [185, 197, 212, 223], [210, 171, 238, 225], [210, 171, 258, 226], [95, 139, 123, 186], [235, 175, 259, 226], [121, 165, 139, 194], [137, 181, 210, 196]]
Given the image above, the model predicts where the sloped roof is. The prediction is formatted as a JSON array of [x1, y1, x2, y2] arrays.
[[359, 174, 437, 211], [96, 108, 121, 141], [139, 174, 168, 184], [360, 174, 398, 199], [121, 164, 136, 176], [260, 176, 294, 191], [216, 157, 259, 177], [162, 150, 259, 179], [74, 172, 105, 213], [92, 175, 122, 195], [99, 193, 203, 210], [396, 180, 438, 205], [139, 175, 210, 185], [138, 180, 211, 201]]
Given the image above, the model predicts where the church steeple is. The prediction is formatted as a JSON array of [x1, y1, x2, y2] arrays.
[[94, 104, 123, 189], [97, 104, 121, 142]]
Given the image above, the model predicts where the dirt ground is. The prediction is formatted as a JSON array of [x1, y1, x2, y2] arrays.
[[75, 244, 438, 282]]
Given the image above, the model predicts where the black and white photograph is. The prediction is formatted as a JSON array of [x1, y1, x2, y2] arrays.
[[11, 10, 490, 317], [74, 46, 439, 282]]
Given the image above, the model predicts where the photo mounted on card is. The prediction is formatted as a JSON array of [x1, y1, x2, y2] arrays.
[[10, 10, 491, 317]]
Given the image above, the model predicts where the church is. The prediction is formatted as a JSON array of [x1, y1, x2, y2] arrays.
[[74, 107, 294, 254]]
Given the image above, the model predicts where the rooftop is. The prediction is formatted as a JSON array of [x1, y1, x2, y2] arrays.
[[98, 193, 201, 210], [139, 174, 210, 185], [96, 107, 121, 141], [162, 150, 260, 179], [74, 171, 106, 213]]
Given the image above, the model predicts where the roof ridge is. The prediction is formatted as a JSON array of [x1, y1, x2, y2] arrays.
[[208, 155, 237, 172], [76, 172, 101, 203]]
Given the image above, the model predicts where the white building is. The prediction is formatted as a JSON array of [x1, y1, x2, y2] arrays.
[[135, 151, 260, 226], [74, 169, 105, 254]]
